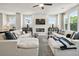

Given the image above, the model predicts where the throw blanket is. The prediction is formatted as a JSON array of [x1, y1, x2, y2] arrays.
[[53, 36, 77, 50]]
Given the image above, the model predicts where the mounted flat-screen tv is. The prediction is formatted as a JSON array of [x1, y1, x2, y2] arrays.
[[36, 19, 45, 25]]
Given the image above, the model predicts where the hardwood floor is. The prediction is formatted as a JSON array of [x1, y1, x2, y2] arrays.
[[38, 35, 53, 56]]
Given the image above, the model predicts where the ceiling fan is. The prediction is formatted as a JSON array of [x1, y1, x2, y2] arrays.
[[33, 3, 52, 10]]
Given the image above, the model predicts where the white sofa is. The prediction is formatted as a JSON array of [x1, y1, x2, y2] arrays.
[[48, 32, 79, 56], [0, 30, 39, 56], [0, 39, 39, 56], [48, 38, 79, 56]]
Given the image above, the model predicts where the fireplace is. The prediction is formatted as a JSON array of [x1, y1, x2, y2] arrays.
[[36, 28, 45, 32]]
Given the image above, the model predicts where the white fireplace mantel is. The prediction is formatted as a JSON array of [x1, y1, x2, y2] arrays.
[[32, 15, 48, 35]]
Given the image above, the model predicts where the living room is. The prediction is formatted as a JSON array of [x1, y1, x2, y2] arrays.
[[0, 2, 79, 56]]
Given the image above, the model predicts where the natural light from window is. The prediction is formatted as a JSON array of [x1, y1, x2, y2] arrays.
[[48, 16, 56, 26]]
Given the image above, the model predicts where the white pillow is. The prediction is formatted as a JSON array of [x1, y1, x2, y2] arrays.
[[49, 38, 63, 48], [59, 38, 70, 47], [12, 30, 22, 37], [19, 32, 32, 38]]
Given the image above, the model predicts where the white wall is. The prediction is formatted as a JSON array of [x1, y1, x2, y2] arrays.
[[32, 13, 48, 35], [0, 13, 3, 26], [0, 13, 3, 30], [77, 7, 79, 31], [16, 13, 21, 29], [61, 13, 64, 29], [57, 14, 61, 27], [2, 13, 7, 25]]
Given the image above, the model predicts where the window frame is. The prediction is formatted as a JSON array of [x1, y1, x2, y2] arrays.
[[64, 14, 68, 30]]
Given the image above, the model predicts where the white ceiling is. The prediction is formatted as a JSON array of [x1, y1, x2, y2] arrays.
[[0, 3, 78, 15]]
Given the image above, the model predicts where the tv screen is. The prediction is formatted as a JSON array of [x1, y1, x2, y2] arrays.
[[36, 19, 45, 25]]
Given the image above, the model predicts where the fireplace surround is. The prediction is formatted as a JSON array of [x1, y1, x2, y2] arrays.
[[36, 28, 45, 32]]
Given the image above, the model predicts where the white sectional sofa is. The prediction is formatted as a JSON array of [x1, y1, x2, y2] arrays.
[[0, 39, 39, 56], [0, 30, 39, 56], [48, 38, 79, 56], [48, 32, 79, 56]]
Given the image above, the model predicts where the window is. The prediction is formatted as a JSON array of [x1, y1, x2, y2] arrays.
[[7, 15, 16, 27], [64, 14, 68, 30], [48, 16, 56, 26], [23, 15, 32, 26], [69, 11, 78, 31]]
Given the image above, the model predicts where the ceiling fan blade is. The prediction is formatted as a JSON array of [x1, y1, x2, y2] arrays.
[[44, 3, 52, 6], [33, 5, 39, 7]]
